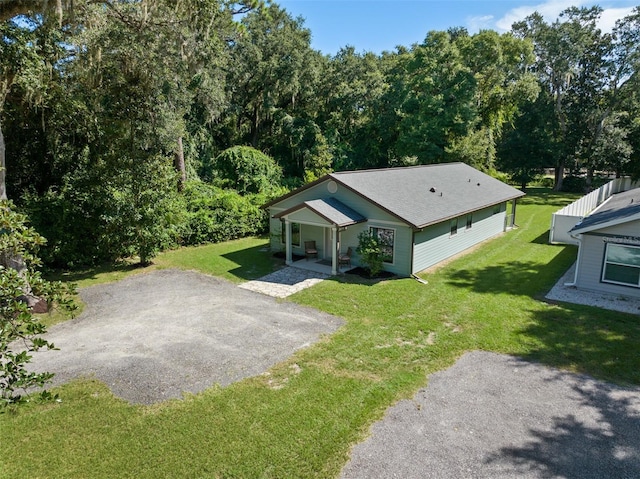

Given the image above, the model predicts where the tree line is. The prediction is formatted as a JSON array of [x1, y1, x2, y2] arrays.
[[1, 1, 639, 267]]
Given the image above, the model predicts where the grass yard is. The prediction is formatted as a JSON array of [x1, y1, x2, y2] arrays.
[[3, 189, 640, 478]]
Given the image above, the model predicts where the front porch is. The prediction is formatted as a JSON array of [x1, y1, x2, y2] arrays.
[[273, 197, 366, 276], [291, 258, 344, 275]]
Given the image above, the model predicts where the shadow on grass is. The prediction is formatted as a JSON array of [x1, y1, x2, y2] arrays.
[[45, 261, 144, 284], [521, 303, 640, 385], [446, 246, 576, 297], [530, 230, 551, 245], [221, 245, 283, 281], [485, 369, 640, 477]]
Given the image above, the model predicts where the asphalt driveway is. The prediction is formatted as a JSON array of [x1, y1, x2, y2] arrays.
[[28, 269, 343, 404], [340, 351, 640, 479]]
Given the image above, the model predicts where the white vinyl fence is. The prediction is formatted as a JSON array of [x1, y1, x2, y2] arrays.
[[549, 177, 640, 244]]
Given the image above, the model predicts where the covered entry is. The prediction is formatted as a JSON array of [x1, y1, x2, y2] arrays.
[[273, 197, 366, 275]]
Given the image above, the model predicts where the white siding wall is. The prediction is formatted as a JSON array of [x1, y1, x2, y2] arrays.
[[412, 205, 505, 274]]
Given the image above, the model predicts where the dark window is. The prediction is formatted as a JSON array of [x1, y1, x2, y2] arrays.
[[370, 226, 395, 264], [602, 243, 640, 287], [450, 219, 458, 236], [281, 222, 301, 247], [466, 214, 473, 230]]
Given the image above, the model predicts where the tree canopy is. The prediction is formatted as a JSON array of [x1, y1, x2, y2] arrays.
[[0, 2, 639, 266]]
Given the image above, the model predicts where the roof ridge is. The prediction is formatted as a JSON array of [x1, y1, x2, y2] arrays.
[[332, 162, 465, 176]]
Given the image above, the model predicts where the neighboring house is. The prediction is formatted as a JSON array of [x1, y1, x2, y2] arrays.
[[568, 187, 640, 299], [263, 163, 525, 276]]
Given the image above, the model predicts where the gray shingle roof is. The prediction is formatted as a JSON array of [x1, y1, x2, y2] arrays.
[[273, 197, 367, 227], [331, 163, 524, 228], [570, 188, 640, 233]]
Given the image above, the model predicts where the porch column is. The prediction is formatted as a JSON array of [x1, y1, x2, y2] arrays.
[[331, 226, 338, 275], [285, 219, 293, 266], [511, 199, 517, 228]]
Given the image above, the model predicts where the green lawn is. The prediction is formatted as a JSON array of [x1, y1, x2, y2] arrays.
[[49, 236, 279, 289], [3, 189, 639, 478]]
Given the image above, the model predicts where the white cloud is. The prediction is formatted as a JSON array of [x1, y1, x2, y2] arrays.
[[490, 0, 633, 33], [467, 15, 495, 32], [494, 0, 584, 31], [598, 7, 637, 31]]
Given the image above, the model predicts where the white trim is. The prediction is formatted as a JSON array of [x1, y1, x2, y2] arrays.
[[366, 218, 407, 228], [295, 220, 332, 228], [276, 210, 333, 228], [572, 211, 640, 235], [601, 242, 640, 288], [331, 226, 338, 275]]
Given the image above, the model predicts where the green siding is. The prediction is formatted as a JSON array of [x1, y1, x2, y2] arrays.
[[268, 179, 412, 274], [287, 208, 332, 226], [271, 180, 401, 224], [412, 205, 506, 273], [269, 181, 508, 277]]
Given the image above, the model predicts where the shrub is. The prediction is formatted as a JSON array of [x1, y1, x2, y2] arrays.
[[356, 230, 384, 277], [215, 146, 283, 195], [0, 202, 76, 406], [561, 176, 587, 193], [182, 181, 269, 245]]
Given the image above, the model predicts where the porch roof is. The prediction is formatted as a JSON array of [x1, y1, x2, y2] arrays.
[[273, 197, 366, 227]]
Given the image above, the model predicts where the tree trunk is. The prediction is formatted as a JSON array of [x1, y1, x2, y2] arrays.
[[586, 167, 594, 191], [554, 161, 565, 191], [553, 84, 566, 192], [251, 105, 260, 147], [174, 136, 186, 191]]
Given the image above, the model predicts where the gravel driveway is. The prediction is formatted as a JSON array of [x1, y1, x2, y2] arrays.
[[28, 269, 343, 404], [340, 351, 640, 479]]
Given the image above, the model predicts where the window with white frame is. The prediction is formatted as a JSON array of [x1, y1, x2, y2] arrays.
[[370, 226, 395, 264], [450, 219, 458, 236], [281, 221, 301, 247], [602, 243, 640, 287]]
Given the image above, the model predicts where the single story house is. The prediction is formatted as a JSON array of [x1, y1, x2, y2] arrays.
[[264, 162, 525, 276], [568, 187, 640, 299]]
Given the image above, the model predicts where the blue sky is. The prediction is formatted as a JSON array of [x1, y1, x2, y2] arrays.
[[275, 0, 639, 55]]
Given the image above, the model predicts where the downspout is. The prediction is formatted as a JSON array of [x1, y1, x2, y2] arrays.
[[564, 232, 582, 287]]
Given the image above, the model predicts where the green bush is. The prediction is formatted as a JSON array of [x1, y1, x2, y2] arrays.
[[487, 169, 511, 184], [0, 202, 76, 406], [215, 146, 283, 195], [561, 176, 586, 193], [356, 230, 384, 277], [182, 181, 269, 245], [22, 157, 185, 268], [534, 176, 555, 188]]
